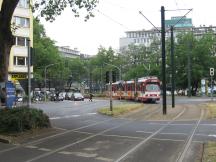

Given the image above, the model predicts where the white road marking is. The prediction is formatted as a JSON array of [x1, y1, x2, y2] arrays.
[[25, 146, 38, 149], [96, 157, 113, 162], [70, 152, 98, 158], [136, 131, 154, 134], [87, 113, 97, 115], [38, 148, 51, 152], [160, 132, 188, 136], [208, 134, 216, 138], [49, 113, 97, 120], [59, 151, 73, 155]]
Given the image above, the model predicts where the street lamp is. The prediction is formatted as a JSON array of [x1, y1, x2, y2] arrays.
[[44, 63, 60, 102]]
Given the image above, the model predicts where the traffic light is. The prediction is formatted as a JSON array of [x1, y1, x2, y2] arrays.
[[210, 68, 214, 76], [105, 71, 109, 83]]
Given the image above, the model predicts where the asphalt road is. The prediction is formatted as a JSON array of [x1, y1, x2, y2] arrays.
[[0, 97, 216, 162]]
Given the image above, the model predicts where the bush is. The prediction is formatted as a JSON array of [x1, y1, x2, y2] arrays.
[[0, 107, 51, 133]]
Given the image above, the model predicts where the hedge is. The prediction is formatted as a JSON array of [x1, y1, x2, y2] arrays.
[[0, 107, 50, 133]]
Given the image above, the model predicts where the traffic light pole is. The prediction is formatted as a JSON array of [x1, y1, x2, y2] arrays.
[[211, 76, 213, 101]]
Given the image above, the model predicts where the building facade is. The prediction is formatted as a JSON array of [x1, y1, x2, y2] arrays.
[[0, 0, 33, 84], [119, 26, 216, 51], [58, 46, 91, 59]]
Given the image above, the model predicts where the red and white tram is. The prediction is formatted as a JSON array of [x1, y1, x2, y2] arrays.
[[106, 76, 160, 103]]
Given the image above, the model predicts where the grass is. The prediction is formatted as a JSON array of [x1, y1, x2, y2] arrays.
[[98, 103, 144, 116], [203, 142, 216, 162], [207, 103, 216, 119], [202, 104, 216, 162]]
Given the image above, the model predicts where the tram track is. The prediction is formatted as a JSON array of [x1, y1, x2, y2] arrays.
[[115, 106, 187, 162], [175, 105, 205, 162]]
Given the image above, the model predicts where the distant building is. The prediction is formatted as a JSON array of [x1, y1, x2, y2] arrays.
[[119, 16, 216, 51], [58, 46, 80, 58], [58, 46, 91, 59]]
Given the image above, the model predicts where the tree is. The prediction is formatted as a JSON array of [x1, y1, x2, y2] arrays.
[[0, 0, 98, 82], [33, 18, 62, 88], [172, 32, 216, 95]]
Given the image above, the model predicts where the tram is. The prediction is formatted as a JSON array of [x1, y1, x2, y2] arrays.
[[106, 76, 161, 103]]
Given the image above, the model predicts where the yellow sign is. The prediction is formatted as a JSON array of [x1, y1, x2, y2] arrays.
[[11, 74, 27, 80]]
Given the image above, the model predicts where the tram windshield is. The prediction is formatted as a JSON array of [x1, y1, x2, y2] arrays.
[[146, 84, 160, 91]]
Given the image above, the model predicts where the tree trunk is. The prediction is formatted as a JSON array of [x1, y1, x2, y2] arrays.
[[0, 0, 19, 82]]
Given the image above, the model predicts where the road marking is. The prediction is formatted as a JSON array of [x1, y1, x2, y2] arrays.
[[115, 107, 186, 162], [83, 147, 98, 151], [25, 146, 38, 149], [102, 134, 145, 140], [208, 134, 216, 138], [38, 148, 51, 152], [24, 120, 132, 162], [49, 113, 97, 120], [87, 113, 97, 115], [151, 138, 185, 142], [160, 132, 188, 136], [136, 131, 154, 134], [96, 157, 113, 162], [59, 151, 73, 155], [70, 152, 98, 158]]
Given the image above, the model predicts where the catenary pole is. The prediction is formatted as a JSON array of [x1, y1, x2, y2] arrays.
[[161, 6, 167, 114], [171, 26, 175, 108]]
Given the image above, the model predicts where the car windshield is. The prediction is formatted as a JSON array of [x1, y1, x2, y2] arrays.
[[74, 93, 83, 97]]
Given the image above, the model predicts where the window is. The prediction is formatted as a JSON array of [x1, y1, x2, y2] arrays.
[[14, 56, 27, 66], [15, 37, 29, 46], [17, 0, 29, 8], [14, 17, 30, 28]]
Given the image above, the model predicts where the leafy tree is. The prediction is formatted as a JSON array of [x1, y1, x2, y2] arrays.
[[0, 0, 98, 82], [171, 32, 216, 95], [33, 18, 62, 88]]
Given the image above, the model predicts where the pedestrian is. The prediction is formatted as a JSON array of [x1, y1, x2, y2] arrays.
[[89, 93, 93, 102]]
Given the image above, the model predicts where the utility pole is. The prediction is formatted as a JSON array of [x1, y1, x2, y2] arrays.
[[161, 6, 167, 114], [170, 26, 175, 108]]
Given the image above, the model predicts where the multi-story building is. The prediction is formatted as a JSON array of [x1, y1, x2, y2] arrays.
[[119, 26, 216, 51], [58, 46, 91, 59], [119, 17, 216, 51], [0, 0, 33, 89]]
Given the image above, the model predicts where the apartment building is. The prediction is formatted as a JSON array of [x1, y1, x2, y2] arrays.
[[0, 0, 33, 91]]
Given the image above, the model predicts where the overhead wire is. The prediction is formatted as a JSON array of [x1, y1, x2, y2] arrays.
[[96, 9, 130, 30]]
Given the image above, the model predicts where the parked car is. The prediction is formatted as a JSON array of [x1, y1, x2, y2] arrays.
[[59, 92, 66, 99], [65, 92, 73, 100], [71, 92, 84, 101]]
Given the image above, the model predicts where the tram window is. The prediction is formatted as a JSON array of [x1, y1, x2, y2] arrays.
[[146, 84, 160, 91]]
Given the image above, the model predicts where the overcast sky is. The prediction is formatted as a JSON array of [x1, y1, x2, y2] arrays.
[[41, 0, 216, 55]]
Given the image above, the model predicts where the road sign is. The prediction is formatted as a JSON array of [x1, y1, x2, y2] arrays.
[[6, 81, 16, 108], [11, 73, 27, 80], [210, 68, 214, 76]]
